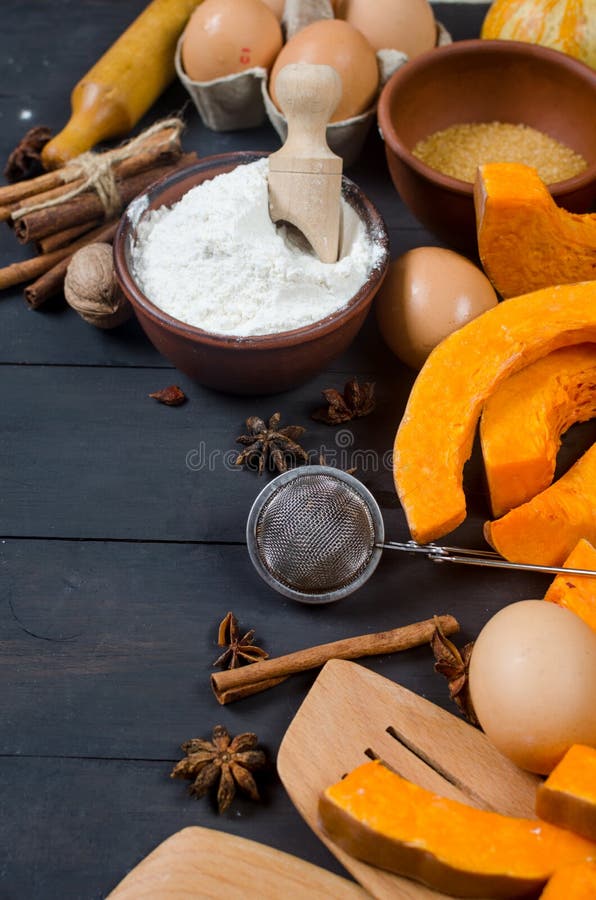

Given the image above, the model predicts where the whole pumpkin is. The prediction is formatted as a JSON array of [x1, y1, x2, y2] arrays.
[[481, 0, 596, 69]]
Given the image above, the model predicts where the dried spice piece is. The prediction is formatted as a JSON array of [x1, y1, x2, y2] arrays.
[[213, 611, 269, 670], [171, 724, 266, 813], [236, 412, 307, 474], [4, 126, 52, 182], [430, 617, 477, 725], [148, 385, 187, 406], [312, 377, 376, 425]]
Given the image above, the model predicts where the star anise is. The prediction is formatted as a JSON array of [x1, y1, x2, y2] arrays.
[[236, 412, 308, 474], [171, 724, 267, 813], [4, 125, 52, 182], [213, 611, 269, 669], [430, 617, 478, 725], [311, 377, 376, 425]]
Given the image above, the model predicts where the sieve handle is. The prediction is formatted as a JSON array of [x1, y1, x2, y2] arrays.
[[379, 541, 596, 578]]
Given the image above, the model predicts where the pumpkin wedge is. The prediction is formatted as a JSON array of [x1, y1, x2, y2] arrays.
[[537, 745, 596, 843], [544, 538, 596, 633], [474, 163, 596, 299], [485, 442, 596, 566], [319, 760, 596, 898], [480, 343, 596, 516], [393, 280, 596, 544], [539, 862, 596, 900]]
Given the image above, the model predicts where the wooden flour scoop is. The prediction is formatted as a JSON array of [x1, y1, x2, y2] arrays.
[[268, 63, 343, 263]]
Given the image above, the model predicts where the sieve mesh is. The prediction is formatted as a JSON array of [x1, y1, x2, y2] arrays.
[[254, 471, 378, 594]]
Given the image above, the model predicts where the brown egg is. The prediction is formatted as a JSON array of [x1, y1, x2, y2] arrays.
[[269, 20, 379, 123], [336, 0, 436, 57], [469, 601, 596, 775], [182, 0, 283, 83], [376, 246, 498, 370], [259, 0, 284, 19]]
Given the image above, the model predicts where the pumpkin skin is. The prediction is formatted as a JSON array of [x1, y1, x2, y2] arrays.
[[480, 343, 596, 517], [319, 760, 596, 897], [475, 163, 596, 300], [484, 442, 596, 566], [544, 538, 596, 633], [481, 0, 596, 69], [393, 280, 596, 544]]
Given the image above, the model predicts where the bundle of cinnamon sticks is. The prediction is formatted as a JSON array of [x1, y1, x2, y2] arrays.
[[0, 118, 197, 309]]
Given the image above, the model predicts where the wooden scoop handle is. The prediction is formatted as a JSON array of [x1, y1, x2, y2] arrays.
[[272, 63, 342, 165], [268, 64, 343, 263]]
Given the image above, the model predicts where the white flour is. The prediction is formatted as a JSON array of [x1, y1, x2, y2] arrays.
[[132, 158, 382, 337]]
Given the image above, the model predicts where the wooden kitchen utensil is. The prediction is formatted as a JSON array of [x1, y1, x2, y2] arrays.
[[278, 659, 541, 900], [107, 825, 368, 899], [268, 63, 343, 264]]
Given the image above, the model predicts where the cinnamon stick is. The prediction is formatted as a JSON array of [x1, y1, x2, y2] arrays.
[[0, 238, 90, 291], [24, 219, 119, 309], [15, 152, 196, 244], [37, 220, 102, 254], [211, 614, 459, 705], [0, 123, 183, 208]]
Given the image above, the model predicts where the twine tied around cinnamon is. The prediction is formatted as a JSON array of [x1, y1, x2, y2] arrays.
[[10, 117, 185, 221]]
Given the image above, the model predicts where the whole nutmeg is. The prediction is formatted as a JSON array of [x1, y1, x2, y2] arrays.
[[64, 242, 132, 329]]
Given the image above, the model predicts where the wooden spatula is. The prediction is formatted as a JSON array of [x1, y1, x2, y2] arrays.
[[108, 825, 368, 899], [268, 63, 343, 264], [278, 659, 541, 900]]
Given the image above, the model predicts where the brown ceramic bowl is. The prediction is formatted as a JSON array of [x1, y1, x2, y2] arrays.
[[377, 39, 596, 252], [114, 151, 389, 394]]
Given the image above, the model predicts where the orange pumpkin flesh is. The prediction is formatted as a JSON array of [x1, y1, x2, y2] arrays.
[[537, 745, 596, 843], [539, 862, 596, 900], [393, 280, 596, 544], [481, 0, 596, 69], [475, 163, 596, 299], [544, 538, 596, 633], [484, 442, 596, 566], [319, 760, 596, 897], [480, 344, 596, 517]]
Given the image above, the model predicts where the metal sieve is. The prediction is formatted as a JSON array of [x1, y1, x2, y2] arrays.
[[246, 465, 596, 604]]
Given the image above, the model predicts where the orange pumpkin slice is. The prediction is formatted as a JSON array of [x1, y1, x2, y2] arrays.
[[540, 862, 596, 900], [474, 163, 596, 299], [480, 343, 596, 517], [393, 280, 596, 544], [484, 442, 596, 566], [544, 538, 596, 633], [319, 760, 596, 898], [537, 744, 596, 843]]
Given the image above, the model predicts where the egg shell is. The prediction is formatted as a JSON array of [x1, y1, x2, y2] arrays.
[[337, 0, 436, 58], [181, 0, 283, 83], [469, 600, 596, 775], [375, 246, 498, 370], [260, 0, 284, 20], [269, 19, 379, 123]]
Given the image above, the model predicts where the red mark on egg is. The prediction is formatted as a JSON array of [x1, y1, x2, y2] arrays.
[[240, 46, 251, 64]]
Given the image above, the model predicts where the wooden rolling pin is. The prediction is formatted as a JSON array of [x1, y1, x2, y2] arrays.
[[42, 0, 199, 168]]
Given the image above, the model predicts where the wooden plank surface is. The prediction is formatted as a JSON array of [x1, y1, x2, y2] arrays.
[[1, 3, 587, 899]]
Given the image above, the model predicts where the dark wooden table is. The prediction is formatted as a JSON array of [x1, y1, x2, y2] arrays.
[[2, 4, 592, 898]]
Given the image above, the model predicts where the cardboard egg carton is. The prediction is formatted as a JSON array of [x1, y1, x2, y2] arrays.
[[176, 0, 451, 166]]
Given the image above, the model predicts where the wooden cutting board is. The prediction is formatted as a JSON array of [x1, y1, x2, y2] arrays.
[[277, 659, 542, 900], [107, 825, 369, 899]]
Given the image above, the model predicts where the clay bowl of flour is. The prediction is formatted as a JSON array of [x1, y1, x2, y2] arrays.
[[113, 151, 389, 394]]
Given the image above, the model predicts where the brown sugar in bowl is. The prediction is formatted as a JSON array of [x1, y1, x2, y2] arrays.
[[113, 152, 389, 394], [377, 39, 596, 253]]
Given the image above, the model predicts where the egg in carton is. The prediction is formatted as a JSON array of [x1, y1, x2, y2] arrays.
[[176, 0, 451, 165]]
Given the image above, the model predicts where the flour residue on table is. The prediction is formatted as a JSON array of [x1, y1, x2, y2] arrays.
[[132, 158, 382, 337]]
